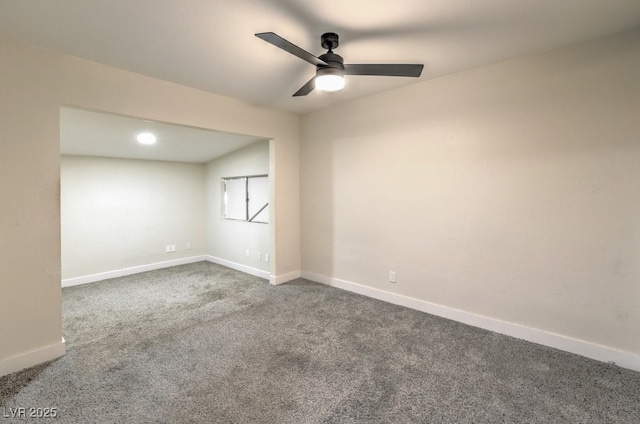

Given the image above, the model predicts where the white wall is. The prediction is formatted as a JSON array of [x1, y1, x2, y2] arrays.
[[206, 141, 270, 273], [61, 156, 206, 281], [301, 28, 640, 359], [0, 37, 300, 376]]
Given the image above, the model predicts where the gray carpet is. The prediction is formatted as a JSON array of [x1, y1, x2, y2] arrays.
[[1, 261, 639, 423]]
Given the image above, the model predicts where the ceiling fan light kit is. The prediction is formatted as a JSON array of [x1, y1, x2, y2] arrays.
[[255, 31, 423, 97], [315, 67, 345, 92]]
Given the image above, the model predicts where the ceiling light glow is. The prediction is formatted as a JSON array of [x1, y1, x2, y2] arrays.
[[315, 67, 345, 92], [137, 132, 156, 145]]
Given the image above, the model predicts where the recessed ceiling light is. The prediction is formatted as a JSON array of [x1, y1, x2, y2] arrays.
[[137, 132, 156, 145]]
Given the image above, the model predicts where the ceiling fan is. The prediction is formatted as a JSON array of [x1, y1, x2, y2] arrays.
[[255, 32, 424, 97]]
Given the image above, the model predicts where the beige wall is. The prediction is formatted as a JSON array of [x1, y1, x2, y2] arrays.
[[301, 29, 640, 355], [206, 141, 270, 272], [0, 38, 300, 370], [61, 156, 206, 280]]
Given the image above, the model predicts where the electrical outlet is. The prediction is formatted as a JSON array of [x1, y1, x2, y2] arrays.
[[165, 245, 171, 253], [257, 252, 262, 261], [186, 242, 191, 250], [389, 271, 396, 283], [246, 249, 250, 258], [171, 245, 176, 252], [264, 253, 269, 263]]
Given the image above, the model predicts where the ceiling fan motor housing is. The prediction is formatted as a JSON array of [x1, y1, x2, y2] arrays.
[[318, 52, 344, 70]]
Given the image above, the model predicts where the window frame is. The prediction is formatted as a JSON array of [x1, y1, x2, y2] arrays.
[[222, 174, 269, 224]]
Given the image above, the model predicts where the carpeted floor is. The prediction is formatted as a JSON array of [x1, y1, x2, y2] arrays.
[[1, 261, 639, 423]]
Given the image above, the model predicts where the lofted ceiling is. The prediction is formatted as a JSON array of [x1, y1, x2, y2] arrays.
[[1, 1, 640, 114]]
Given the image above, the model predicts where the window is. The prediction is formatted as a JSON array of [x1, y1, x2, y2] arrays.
[[222, 175, 269, 223]]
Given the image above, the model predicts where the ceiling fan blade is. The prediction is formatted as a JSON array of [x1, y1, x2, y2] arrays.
[[293, 76, 316, 97], [255, 32, 327, 67], [344, 64, 424, 77]]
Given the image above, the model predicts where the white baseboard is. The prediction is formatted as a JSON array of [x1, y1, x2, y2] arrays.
[[270, 270, 301, 285], [62, 255, 273, 288], [62, 256, 208, 287], [205, 255, 270, 280], [302, 272, 640, 373], [0, 338, 66, 378]]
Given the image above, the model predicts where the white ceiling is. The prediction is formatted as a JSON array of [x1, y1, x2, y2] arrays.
[[2, 1, 640, 114], [60, 107, 265, 163]]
